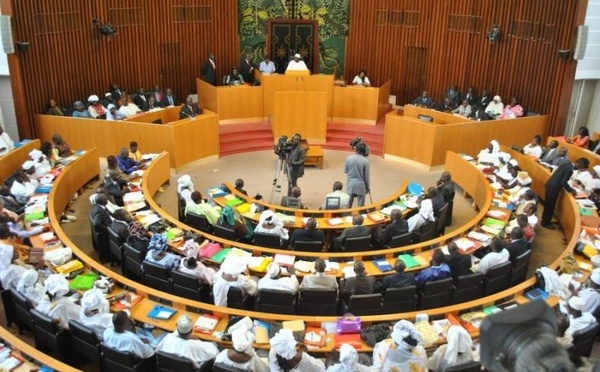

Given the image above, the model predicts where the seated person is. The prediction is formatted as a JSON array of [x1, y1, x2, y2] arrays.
[[539, 139, 560, 163], [45, 98, 67, 116], [177, 174, 194, 205], [461, 87, 477, 105], [427, 187, 446, 216], [427, 326, 474, 372], [285, 53, 309, 72], [444, 241, 472, 279], [505, 214, 535, 242], [102, 92, 117, 108], [259, 55, 276, 74], [567, 126, 590, 148], [117, 98, 141, 118], [334, 215, 371, 251], [555, 313, 573, 349], [327, 344, 370, 372], [523, 135, 543, 159], [0, 245, 27, 292], [161, 88, 179, 107], [505, 226, 529, 262], [0, 126, 14, 156], [407, 199, 435, 233], [321, 181, 350, 209], [117, 147, 142, 175], [225, 67, 244, 85], [79, 288, 113, 340], [10, 170, 36, 204], [376, 260, 415, 293], [142, 95, 160, 111], [289, 217, 325, 249], [185, 191, 221, 225], [111, 209, 132, 241], [281, 186, 304, 208], [0, 212, 48, 243], [565, 296, 596, 336], [412, 91, 434, 108], [90, 194, 112, 236], [179, 96, 200, 119], [514, 189, 537, 215], [352, 70, 371, 87], [269, 329, 325, 371], [576, 268, 600, 314], [215, 329, 269, 371], [234, 178, 248, 195], [0, 186, 24, 214], [179, 256, 216, 285], [133, 88, 148, 107], [476, 238, 509, 274], [500, 97, 524, 119], [414, 249, 451, 286], [35, 274, 81, 330], [258, 262, 299, 295], [103, 311, 155, 360], [104, 170, 130, 206], [52, 133, 74, 158], [452, 99, 472, 117], [87, 95, 107, 119], [21, 161, 40, 188], [106, 103, 126, 121], [0, 200, 21, 223], [254, 209, 289, 244], [72, 100, 91, 118], [0, 221, 31, 261], [373, 209, 408, 248], [144, 239, 180, 269], [485, 95, 504, 119], [340, 260, 376, 301], [216, 206, 253, 242], [212, 257, 257, 307], [436, 97, 455, 112], [476, 140, 501, 165], [467, 103, 488, 121], [16, 269, 46, 306], [444, 84, 460, 104], [299, 258, 338, 291], [28, 149, 52, 179], [128, 141, 143, 162], [371, 320, 428, 371], [436, 171, 456, 203], [155, 314, 219, 370]]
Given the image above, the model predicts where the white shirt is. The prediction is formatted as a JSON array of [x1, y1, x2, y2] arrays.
[[10, 181, 36, 204], [579, 288, 600, 314], [35, 296, 82, 330], [103, 328, 155, 359], [259, 61, 276, 74], [213, 271, 258, 307], [322, 190, 350, 209], [352, 75, 371, 86], [477, 249, 509, 274], [371, 338, 428, 372], [155, 331, 219, 369], [0, 132, 14, 155], [79, 310, 113, 340], [214, 349, 269, 372], [178, 259, 216, 285], [117, 103, 141, 118], [268, 349, 325, 372], [523, 144, 543, 158], [254, 224, 289, 241], [566, 312, 596, 336], [0, 264, 26, 291], [258, 275, 299, 295], [286, 60, 308, 71]]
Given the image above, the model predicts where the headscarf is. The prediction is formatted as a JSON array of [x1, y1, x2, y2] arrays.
[[220, 206, 236, 226], [593, 165, 600, 177], [591, 268, 600, 286], [177, 175, 194, 194], [22, 161, 36, 171], [266, 262, 281, 279], [258, 209, 282, 227], [128, 221, 148, 240], [221, 256, 246, 276], [81, 288, 105, 311], [107, 103, 116, 111], [490, 140, 500, 153], [339, 343, 359, 369], [44, 274, 70, 297], [17, 269, 38, 293], [419, 199, 435, 222], [29, 149, 43, 161], [269, 328, 297, 360], [493, 95, 502, 103], [232, 328, 255, 354], [444, 326, 473, 365], [568, 296, 585, 311], [87, 95, 99, 103], [391, 320, 423, 351]]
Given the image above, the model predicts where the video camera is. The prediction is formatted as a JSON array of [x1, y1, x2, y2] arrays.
[[350, 136, 370, 157], [274, 135, 294, 157]]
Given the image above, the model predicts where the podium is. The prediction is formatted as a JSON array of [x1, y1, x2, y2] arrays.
[[272, 91, 327, 143]]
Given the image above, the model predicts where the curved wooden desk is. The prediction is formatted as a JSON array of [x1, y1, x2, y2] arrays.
[[550, 136, 600, 168], [0, 139, 40, 183]]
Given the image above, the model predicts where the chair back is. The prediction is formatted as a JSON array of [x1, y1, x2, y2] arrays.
[[387, 232, 413, 248], [298, 289, 338, 315], [10, 288, 33, 331], [435, 203, 450, 236], [256, 289, 297, 314], [68, 319, 101, 363], [142, 260, 172, 292], [292, 240, 323, 252], [100, 343, 145, 372], [568, 322, 600, 363], [383, 286, 417, 313], [156, 350, 195, 372], [227, 286, 250, 310], [452, 272, 484, 304], [213, 362, 248, 372], [31, 308, 69, 360], [412, 220, 436, 243], [107, 226, 124, 263], [510, 249, 532, 285], [483, 261, 512, 296], [1, 289, 15, 328], [213, 224, 238, 241], [89, 213, 109, 257], [123, 242, 144, 280], [253, 231, 281, 248], [344, 235, 372, 252], [348, 293, 384, 316], [177, 196, 186, 222], [171, 270, 210, 302], [445, 361, 482, 372], [282, 196, 301, 208], [325, 196, 341, 210], [186, 212, 212, 233], [419, 277, 453, 309]]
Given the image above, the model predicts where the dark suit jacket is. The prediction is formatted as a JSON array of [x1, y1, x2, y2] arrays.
[[378, 220, 409, 246], [90, 204, 112, 232], [445, 253, 472, 279], [290, 228, 326, 247], [438, 181, 456, 203], [239, 59, 256, 83], [478, 96, 491, 109], [412, 96, 434, 108], [505, 239, 529, 262], [468, 108, 488, 121], [111, 220, 130, 242], [104, 178, 127, 206], [201, 59, 217, 85], [161, 94, 179, 107], [377, 272, 415, 293], [461, 93, 478, 106], [430, 194, 446, 216], [341, 275, 376, 301], [133, 93, 148, 108], [335, 225, 371, 250], [142, 101, 160, 112], [288, 144, 306, 180], [179, 104, 200, 119]]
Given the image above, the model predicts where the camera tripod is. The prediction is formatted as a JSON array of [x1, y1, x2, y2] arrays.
[[269, 155, 292, 203]]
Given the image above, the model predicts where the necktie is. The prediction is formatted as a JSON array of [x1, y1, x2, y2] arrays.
[[169, 96, 173, 106]]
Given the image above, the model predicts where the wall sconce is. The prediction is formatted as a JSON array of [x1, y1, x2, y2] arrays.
[[487, 24, 500, 43], [92, 18, 117, 38], [16, 42, 30, 52]]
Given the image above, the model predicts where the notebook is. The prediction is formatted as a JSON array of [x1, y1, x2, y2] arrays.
[[524, 287, 550, 301], [210, 248, 231, 263], [398, 254, 420, 268], [194, 314, 220, 334], [147, 305, 177, 320], [374, 260, 393, 272]]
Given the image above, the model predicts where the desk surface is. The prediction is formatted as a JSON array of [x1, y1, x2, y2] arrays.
[[0, 140, 40, 183]]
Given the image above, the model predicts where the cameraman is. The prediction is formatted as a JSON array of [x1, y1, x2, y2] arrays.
[[345, 142, 370, 207], [287, 133, 306, 195]]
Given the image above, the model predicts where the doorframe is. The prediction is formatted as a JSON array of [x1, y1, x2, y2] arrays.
[[267, 19, 319, 74]]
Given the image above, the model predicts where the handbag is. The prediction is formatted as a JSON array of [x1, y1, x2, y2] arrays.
[[336, 313, 362, 334]]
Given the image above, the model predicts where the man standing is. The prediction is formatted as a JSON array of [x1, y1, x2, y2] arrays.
[[201, 52, 217, 85], [542, 159, 576, 229], [345, 142, 370, 207], [286, 134, 306, 195]]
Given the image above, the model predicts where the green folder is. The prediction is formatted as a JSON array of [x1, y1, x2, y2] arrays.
[[225, 198, 244, 207], [580, 207, 594, 216], [24, 211, 45, 222], [69, 273, 98, 291], [398, 254, 420, 268], [484, 217, 506, 229], [210, 248, 232, 263]]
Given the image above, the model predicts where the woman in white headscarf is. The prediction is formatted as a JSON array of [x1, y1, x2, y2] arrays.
[[35, 274, 81, 329], [427, 326, 474, 371], [407, 198, 435, 232], [269, 328, 325, 372], [16, 269, 46, 306], [78, 288, 113, 339], [214, 328, 269, 371], [371, 320, 428, 372], [484, 95, 504, 119], [0, 243, 27, 291], [326, 343, 370, 372], [254, 209, 289, 243], [177, 175, 195, 204], [477, 140, 501, 165], [212, 257, 257, 307]]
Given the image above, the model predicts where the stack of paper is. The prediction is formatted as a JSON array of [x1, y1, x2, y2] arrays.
[[294, 260, 315, 273], [342, 265, 356, 278], [194, 314, 220, 334], [123, 191, 145, 203], [325, 260, 339, 272], [486, 209, 508, 219], [274, 253, 295, 267], [328, 217, 344, 226]]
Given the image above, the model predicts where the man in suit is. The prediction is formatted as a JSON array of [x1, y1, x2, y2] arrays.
[[412, 91, 434, 108], [427, 187, 446, 216], [90, 194, 112, 263], [133, 88, 148, 108], [505, 227, 529, 262], [109, 83, 122, 101], [467, 104, 488, 121], [286, 133, 306, 195], [376, 260, 415, 293], [239, 53, 256, 84], [444, 241, 472, 279], [461, 87, 477, 105], [299, 258, 338, 291], [110, 209, 132, 242], [289, 217, 325, 249], [201, 52, 217, 86], [151, 86, 164, 106], [179, 97, 200, 119], [373, 209, 408, 248], [334, 215, 371, 251], [538, 140, 559, 164], [105, 170, 129, 207], [436, 171, 456, 203], [340, 260, 376, 302], [477, 90, 492, 109], [161, 88, 179, 107], [542, 156, 576, 229], [444, 84, 460, 105]]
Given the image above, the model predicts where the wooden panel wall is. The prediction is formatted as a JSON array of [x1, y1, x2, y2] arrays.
[[4, 0, 239, 138], [345, 0, 588, 135]]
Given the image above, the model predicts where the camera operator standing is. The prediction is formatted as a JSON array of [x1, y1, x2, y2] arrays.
[[287, 133, 306, 195], [345, 141, 370, 207]]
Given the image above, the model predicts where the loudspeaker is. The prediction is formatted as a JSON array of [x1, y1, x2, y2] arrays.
[[558, 50, 570, 59], [573, 25, 588, 60], [0, 15, 14, 54]]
